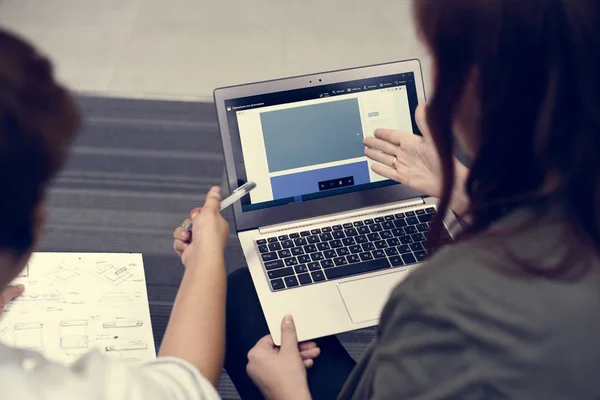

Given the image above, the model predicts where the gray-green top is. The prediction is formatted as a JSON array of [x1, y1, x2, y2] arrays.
[[339, 206, 600, 399]]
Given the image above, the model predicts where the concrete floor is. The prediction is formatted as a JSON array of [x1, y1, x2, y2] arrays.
[[0, 0, 432, 100]]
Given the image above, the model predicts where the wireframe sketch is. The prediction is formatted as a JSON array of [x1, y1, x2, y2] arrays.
[[13, 289, 65, 303], [45, 264, 79, 284], [92, 262, 134, 286], [14, 323, 44, 350], [61, 336, 89, 349], [103, 319, 143, 328], [105, 342, 148, 352]]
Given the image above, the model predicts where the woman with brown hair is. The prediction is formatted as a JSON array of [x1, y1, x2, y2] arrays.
[[176, 0, 600, 398]]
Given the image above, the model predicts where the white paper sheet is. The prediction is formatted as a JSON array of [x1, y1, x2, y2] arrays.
[[0, 253, 156, 365]]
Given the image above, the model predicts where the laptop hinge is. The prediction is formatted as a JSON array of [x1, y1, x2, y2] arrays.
[[258, 198, 425, 235]]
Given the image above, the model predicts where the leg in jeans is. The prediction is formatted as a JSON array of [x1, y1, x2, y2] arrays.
[[224, 268, 357, 400]]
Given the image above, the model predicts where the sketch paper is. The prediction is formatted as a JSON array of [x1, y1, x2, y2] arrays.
[[0, 253, 156, 365]]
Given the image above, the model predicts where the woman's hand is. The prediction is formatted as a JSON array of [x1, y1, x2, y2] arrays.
[[246, 316, 314, 400], [0, 284, 24, 316], [364, 104, 469, 216], [172, 186, 229, 268]]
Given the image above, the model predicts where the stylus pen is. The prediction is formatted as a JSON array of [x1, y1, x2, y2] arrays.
[[183, 181, 256, 232]]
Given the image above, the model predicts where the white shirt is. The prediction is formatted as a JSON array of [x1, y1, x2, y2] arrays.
[[0, 343, 221, 400]]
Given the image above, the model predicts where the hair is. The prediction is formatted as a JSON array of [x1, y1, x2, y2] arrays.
[[0, 29, 80, 256], [414, 1, 600, 270]]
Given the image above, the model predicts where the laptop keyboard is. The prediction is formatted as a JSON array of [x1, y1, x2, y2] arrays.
[[255, 206, 452, 292]]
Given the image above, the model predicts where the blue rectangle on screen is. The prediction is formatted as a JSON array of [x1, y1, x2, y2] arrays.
[[270, 161, 370, 200]]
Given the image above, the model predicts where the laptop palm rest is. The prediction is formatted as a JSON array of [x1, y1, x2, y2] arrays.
[[337, 271, 410, 323]]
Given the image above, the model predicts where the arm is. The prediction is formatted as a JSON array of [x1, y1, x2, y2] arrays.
[[160, 187, 229, 386]]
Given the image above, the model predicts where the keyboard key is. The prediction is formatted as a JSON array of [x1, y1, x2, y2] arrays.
[[300, 231, 310, 237], [264, 260, 284, 270], [406, 211, 416, 217], [364, 219, 375, 225], [387, 238, 400, 247], [330, 240, 343, 248], [268, 267, 295, 279], [317, 242, 330, 251], [298, 273, 312, 285], [370, 223, 383, 232], [356, 235, 368, 243], [268, 242, 282, 251], [347, 254, 361, 263], [285, 276, 299, 287], [304, 245, 318, 253], [282, 240, 294, 249], [416, 209, 426, 215], [402, 253, 417, 265], [322, 227, 332, 233], [337, 248, 350, 256], [380, 231, 392, 239], [390, 256, 404, 267], [267, 237, 278, 243], [308, 235, 320, 244], [358, 226, 370, 235], [334, 257, 348, 266], [395, 213, 405, 219], [410, 242, 424, 251], [367, 233, 380, 241], [311, 271, 326, 282], [278, 234, 289, 241], [285, 257, 299, 266], [321, 259, 335, 268], [257, 239, 267, 245], [324, 250, 337, 258], [400, 235, 413, 244], [382, 221, 395, 230], [375, 240, 388, 249], [398, 245, 411, 254], [392, 228, 405, 237], [298, 255, 311, 263], [345, 228, 358, 237], [278, 250, 291, 258], [394, 219, 408, 228], [311, 228, 321, 234], [360, 252, 374, 261], [405, 226, 418, 234], [425, 207, 436, 214], [362, 243, 375, 251], [295, 265, 308, 273], [271, 279, 285, 291], [311, 252, 324, 261], [333, 225, 343, 231], [342, 238, 356, 246], [375, 217, 385, 223], [385, 215, 395, 221], [325, 259, 390, 280], [294, 238, 308, 246], [412, 233, 426, 242], [258, 245, 269, 253], [320, 233, 333, 241], [290, 233, 300, 239], [407, 217, 419, 225], [353, 221, 364, 226], [417, 223, 429, 232], [291, 247, 304, 256], [349, 245, 362, 254], [333, 231, 345, 239], [414, 250, 426, 261], [308, 262, 321, 271], [343, 223, 353, 229], [372, 250, 386, 259], [418, 214, 434, 223], [262, 252, 278, 261], [385, 247, 398, 256]]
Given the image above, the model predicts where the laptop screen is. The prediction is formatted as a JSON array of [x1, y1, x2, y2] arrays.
[[224, 72, 421, 212]]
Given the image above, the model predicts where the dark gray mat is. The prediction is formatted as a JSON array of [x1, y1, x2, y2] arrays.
[[39, 95, 374, 399]]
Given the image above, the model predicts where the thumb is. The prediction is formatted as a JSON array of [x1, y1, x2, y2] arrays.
[[1, 284, 24, 305], [280, 315, 299, 353], [203, 186, 222, 212], [415, 103, 433, 142]]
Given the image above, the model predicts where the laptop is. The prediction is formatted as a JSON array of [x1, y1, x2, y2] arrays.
[[214, 59, 456, 345]]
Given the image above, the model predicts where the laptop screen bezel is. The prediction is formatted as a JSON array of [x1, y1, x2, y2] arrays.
[[214, 59, 427, 232]]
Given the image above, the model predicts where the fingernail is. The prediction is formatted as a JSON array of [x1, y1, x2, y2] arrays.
[[283, 315, 293, 325], [210, 186, 220, 193], [180, 231, 188, 238]]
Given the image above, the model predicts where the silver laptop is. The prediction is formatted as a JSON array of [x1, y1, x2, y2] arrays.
[[214, 59, 456, 345]]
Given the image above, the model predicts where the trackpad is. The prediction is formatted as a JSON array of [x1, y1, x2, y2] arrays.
[[338, 271, 410, 323]]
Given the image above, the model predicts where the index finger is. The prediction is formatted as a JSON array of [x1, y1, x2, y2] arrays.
[[202, 186, 222, 213], [373, 129, 402, 146]]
